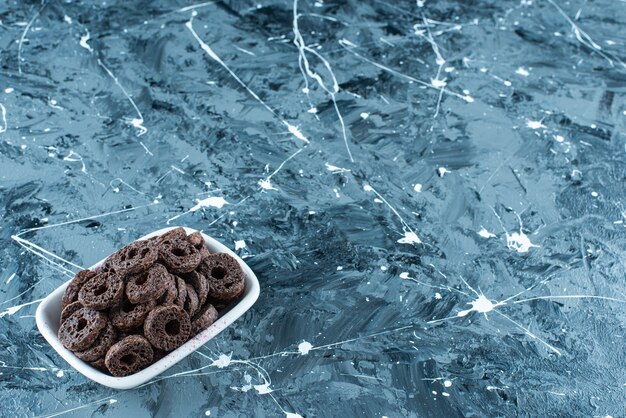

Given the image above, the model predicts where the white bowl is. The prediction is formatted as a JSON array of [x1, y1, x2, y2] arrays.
[[35, 226, 260, 390]]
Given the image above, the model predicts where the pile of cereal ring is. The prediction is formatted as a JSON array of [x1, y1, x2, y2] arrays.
[[57, 227, 245, 377]]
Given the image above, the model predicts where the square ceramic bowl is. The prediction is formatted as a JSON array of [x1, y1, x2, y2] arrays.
[[36, 226, 260, 389]]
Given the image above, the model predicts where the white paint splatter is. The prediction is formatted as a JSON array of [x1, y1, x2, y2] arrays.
[[79, 32, 93, 52], [325, 162, 351, 173], [478, 228, 496, 239], [435, 292, 442, 299], [515, 67, 530, 76], [4, 88, 13, 94], [336, 266, 343, 271], [234, 240, 246, 250], [398, 231, 421, 244], [526, 120, 545, 130], [591, 191, 598, 197], [431, 78, 447, 88], [258, 178, 277, 190], [190, 196, 227, 211], [63, 15, 72, 24], [555, 135, 565, 142], [298, 341, 313, 355], [399, 272, 410, 279], [437, 167, 450, 177], [414, 183, 422, 192], [211, 353, 232, 368], [56, 370, 64, 378], [254, 383, 273, 394], [380, 266, 387, 271], [457, 294, 504, 317], [506, 231, 539, 253], [444, 380, 452, 387], [6, 273, 16, 284], [360, 112, 369, 119], [205, 411, 211, 416]]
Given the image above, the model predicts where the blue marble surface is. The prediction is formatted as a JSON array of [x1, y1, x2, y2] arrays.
[[1, 0, 625, 416]]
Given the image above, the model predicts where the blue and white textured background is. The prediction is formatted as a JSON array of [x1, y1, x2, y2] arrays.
[[1, 0, 625, 416]]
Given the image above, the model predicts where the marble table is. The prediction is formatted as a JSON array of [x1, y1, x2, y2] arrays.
[[1, 0, 625, 416]]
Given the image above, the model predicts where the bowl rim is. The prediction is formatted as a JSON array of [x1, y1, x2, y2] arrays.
[[35, 226, 260, 390]]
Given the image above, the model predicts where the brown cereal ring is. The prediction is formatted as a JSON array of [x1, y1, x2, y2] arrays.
[[61, 270, 96, 309], [187, 232, 210, 260], [144, 305, 191, 351], [191, 303, 218, 334], [60, 301, 83, 324], [174, 275, 187, 307], [107, 240, 158, 276], [157, 227, 187, 244], [125, 264, 168, 304], [58, 307, 108, 351], [152, 348, 168, 364], [158, 274, 177, 305], [158, 239, 201, 274], [89, 357, 107, 372], [74, 323, 117, 362], [110, 297, 156, 332], [183, 283, 199, 317], [105, 335, 154, 377], [186, 270, 209, 308], [201, 253, 245, 302], [78, 271, 125, 310]]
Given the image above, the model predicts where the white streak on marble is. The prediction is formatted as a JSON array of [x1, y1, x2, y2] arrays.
[[11, 235, 84, 271], [177, 1, 215, 12], [325, 162, 351, 173], [139, 141, 153, 156], [41, 396, 118, 418], [363, 184, 421, 244], [17, 4, 44, 74], [513, 295, 626, 305], [493, 310, 562, 355], [258, 147, 304, 191], [0, 298, 44, 318], [97, 59, 147, 136], [292, 0, 353, 161], [0, 103, 6, 133], [186, 16, 309, 144], [63, 150, 87, 173], [5, 273, 16, 285], [547, 0, 626, 69], [17, 203, 157, 235]]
